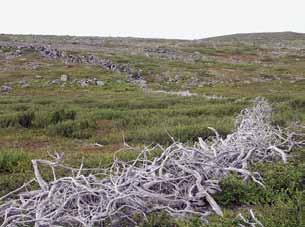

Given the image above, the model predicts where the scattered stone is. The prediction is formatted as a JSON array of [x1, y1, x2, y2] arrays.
[[60, 74, 69, 82], [80, 80, 89, 87], [19, 80, 29, 87], [188, 76, 200, 87], [49, 79, 61, 85], [21, 83, 30, 88], [129, 78, 147, 88], [4, 44, 139, 80], [79, 79, 96, 86], [1, 44, 148, 89], [47, 76, 108, 88], [1, 85, 12, 93], [144, 47, 176, 57], [127, 71, 147, 88], [35, 75, 43, 79], [96, 80, 105, 86], [27, 62, 41, 70], [151, 89, 197, 97]]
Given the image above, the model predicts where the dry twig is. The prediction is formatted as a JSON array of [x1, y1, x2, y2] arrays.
[[237, 209, 264, 227]]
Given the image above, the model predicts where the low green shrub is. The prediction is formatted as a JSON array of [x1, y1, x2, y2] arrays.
[[0, 108, 78, 129], [0, 172, 33, 197], [0, 150, 31, 173], [48, 119, 96, 139], [215, 161, 305, 207], [215, 174, 264, 207], [0, 114, 19, 128], [50, 109, 77, 124], [208, 152, 305, 226], [0, 112, 34, 128], [32, 110, 52, 128], [18, 111, 35, 128]]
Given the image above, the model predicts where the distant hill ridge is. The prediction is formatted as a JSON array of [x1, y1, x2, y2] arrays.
[[200, 31, 305, 42], [1, 31, 305, 43]]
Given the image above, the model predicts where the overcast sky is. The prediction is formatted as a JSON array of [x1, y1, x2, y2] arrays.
[[1, 0, 304, 39]]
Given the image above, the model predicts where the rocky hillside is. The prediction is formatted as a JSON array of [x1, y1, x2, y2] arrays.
[[1, 32, 305, 93]]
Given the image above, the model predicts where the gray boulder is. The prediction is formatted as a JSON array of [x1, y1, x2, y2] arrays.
[[80, 80, 89, 87], [60, 74, 69, 82], [96, 80, 105, 86], [21, 83, 30, 88], [1, 85, 12, 93], [35, 75, 43, 79], [50, 79, 61, 85], [19, 80, 29, 88]]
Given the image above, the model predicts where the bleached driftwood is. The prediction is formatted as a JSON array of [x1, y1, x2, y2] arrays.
[[237, 209, 264, 227], [0, 98, 304, 226]]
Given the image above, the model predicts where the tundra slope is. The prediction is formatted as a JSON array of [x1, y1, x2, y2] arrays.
[[0, 32, 305, 226]]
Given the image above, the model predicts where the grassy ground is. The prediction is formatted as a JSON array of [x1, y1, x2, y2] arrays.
[[0, 33, 305, 226]]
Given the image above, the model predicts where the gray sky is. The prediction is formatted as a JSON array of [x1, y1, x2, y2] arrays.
[[1, 0, 304, 39]]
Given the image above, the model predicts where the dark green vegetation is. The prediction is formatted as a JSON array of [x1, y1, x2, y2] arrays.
[[0, 32, 305, 226]]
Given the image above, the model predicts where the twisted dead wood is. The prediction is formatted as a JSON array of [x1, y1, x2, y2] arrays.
[[0, 98, 304, 226], [237, 209, 264, 227]]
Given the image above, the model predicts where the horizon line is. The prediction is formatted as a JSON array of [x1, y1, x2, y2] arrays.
[[1, 31, 304, 41]]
